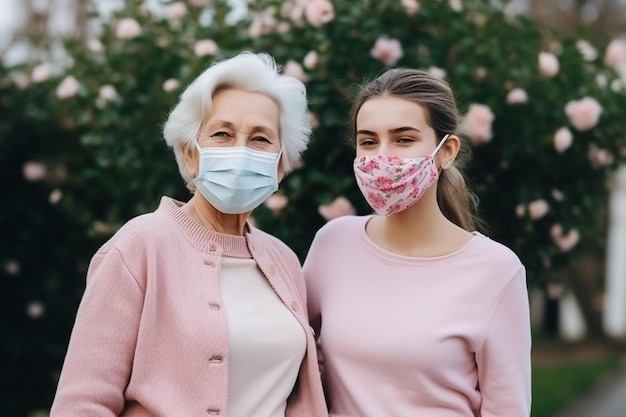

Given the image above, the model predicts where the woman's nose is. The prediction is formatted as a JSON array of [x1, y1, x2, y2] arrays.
[[377, 142, 391, 155], [234, 133, 248, 147]]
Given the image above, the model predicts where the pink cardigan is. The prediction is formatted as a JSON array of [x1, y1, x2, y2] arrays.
[[50, 197, 328, 417]]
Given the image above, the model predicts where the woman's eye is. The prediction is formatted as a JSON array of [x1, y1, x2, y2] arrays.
[[358, 139, 376, 146], [211, 131, 230, 137], [252, 136, 271, 143], [397, 137, 414, 143]]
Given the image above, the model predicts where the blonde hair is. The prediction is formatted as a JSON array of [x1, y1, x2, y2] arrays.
[[163, 52, 311, 191], [350, 68, 482, 231]]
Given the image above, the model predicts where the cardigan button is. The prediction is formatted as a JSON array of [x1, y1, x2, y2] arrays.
[[208, 243, 219, 253], [203, 260, 216, 267], [208, 355, 223, 365], [208, 302, 221, 310], [290, 301, 298, 312], [206, 409, 221, 415]]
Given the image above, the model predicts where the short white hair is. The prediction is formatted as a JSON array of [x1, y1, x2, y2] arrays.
[[163, 51, 311, 191]]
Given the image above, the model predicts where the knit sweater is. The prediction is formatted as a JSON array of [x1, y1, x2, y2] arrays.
[[303, 215, 531, 417], [50, 196, 328, 417]]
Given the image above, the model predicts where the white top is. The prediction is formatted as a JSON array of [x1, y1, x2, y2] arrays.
[[220, 257, 306, 417]]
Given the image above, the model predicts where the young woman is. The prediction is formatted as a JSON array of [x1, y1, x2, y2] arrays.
[[304, 69, 531, 417]]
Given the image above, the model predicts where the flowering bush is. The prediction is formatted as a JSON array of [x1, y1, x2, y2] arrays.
[[2, 0, 626, 414]]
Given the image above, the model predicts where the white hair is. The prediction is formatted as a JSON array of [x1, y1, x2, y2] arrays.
[[162, 51, 311, 191]]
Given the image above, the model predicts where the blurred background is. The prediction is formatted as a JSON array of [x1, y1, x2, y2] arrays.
[[1, 0, 626, 416]]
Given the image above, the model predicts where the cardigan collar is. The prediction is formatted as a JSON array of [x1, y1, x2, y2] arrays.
[[158, 196, 253, 258]]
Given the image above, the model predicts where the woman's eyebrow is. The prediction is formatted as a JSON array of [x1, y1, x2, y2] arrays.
[[356, 129, 378, 136], [389, 126, 421, 134]]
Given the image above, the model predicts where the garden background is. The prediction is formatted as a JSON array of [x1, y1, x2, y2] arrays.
[[2, 0, 626, 416]]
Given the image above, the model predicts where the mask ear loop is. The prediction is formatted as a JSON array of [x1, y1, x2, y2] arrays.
[[430, 133, 450, 157]]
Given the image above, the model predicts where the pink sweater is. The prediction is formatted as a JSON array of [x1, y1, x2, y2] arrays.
[[50, 197, 328, 417], [304, 215, 531, 417]]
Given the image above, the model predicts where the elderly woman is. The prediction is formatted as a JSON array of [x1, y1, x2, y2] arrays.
[[50, 52, 328, 417]]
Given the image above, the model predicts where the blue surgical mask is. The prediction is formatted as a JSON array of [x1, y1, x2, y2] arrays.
[[193, 145, 280, 214]]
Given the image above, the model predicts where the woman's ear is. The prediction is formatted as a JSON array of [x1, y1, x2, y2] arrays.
[[277, 154, 285, 183], [439, 134, 461, 169], [180, 142, 199, 179]]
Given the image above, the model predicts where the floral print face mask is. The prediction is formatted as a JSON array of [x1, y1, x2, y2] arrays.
[[353, 134, 449, 216]]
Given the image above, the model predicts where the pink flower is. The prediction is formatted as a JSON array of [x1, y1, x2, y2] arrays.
[[305, 0, 335, 28], [318, 196, 356, 221], [461, 103, 495, 144], [248, 7, 277, 38], [283, 60, 309, 83], [547, 283, 564, 299], [264, 194, 289, 212], [370, 37, 404, 66], [475, 67, 488, 80], [31, 64, 52, 83], [277, 22, 290, 34], [550, 224, 580, 252], [115, 18, 142, 40], [163, 79, 180, 92], [194, 39, 219, 57], [93, 220, 112, 235], [551, 189, 565, 202], [538, 52, 559, 77], [87, 39, 104, 53], [284, 1, 306, 26], [375, 176, 394, 189], [564, 97, 602, 131], [23, 161, 47, 181], [401, 0, 420, 15], [26, 301, 45, 319], [427, 66, 446, 80], [4, 260, 20, 275], [99, 85, 118, 102], [604, 38, 626, 71], [553, 127, 573, 153], [303, 50, 319, 69], [588, 143, 614, 168], [448, 0, 463, 12], [576, 39, 598, 61], [12, 72, 30, 89], [49, 189, 62, 204], [528, 199, 549, 220], [248, 18, 265, 38], [56, 75, 80, 99], [506, 88, 528, 105], [165, 2, 188, 20]]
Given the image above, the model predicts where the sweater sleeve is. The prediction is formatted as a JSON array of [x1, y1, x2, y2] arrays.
[[302, 231, 325, 377], [50, 245, 144, 416], [302, 233, 322, 343], [476, 266, 532, 417]]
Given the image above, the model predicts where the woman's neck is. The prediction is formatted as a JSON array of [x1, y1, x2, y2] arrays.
[[366, 191, 472, 257], [182, 194, 249, 236]]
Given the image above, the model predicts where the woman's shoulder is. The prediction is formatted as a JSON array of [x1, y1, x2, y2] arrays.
[[98, 209, 174, 255], [468, 232, 525, 273], [314, 214, 366, 239]]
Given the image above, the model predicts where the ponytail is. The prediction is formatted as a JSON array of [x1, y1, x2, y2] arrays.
[[437, 166, 482, 232]]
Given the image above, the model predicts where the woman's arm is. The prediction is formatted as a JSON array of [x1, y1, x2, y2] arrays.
[[476, 267, 532, 417], [50, 245, 144, 416]]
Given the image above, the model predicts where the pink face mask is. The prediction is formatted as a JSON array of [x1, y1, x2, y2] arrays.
[[353, 134, 449, 216]]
